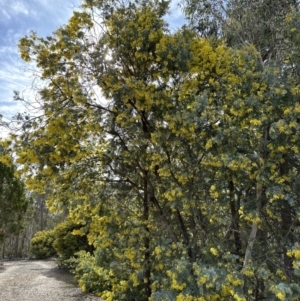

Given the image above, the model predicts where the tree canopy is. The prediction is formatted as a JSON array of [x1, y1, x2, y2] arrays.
[[0, 141, 28, 243], [13, 0, 300, 300]]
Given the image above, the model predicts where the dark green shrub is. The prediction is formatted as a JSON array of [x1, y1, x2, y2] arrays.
[[52, 220, 93, 264], [30, 229, 56, 259]]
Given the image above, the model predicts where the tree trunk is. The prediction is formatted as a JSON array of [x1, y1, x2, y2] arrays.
[[228, 180, 242, 255], [143, 176, 151, 300], [243, 182, 262, 268], [2, 240, 5, 259], [280, 158, 294, 277], [14, 235, 19, 258]]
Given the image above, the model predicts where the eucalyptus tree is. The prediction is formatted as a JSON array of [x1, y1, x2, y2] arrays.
[[183, 0, 299, 64]]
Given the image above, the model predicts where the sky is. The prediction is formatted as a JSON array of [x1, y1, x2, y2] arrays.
[[0, 0, 81, 124], [0, 0, 186, 126]]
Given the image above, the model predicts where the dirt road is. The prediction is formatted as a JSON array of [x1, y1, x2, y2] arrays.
[[0, 260, 102, 301]]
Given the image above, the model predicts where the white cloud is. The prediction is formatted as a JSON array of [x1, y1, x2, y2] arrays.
[[0, 1, 29, 22], [165, 0, 187, 30], [11, 1, 29, 15], [1, 9, 11, 21], [0, 58, 33, 118]]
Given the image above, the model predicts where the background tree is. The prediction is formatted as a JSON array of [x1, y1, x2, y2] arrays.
[[183, 0, 299, 65], [0, 141, 29, 258]]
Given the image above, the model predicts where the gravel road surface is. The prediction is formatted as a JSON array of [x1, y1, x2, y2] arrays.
[[0, 260, 103, 301]]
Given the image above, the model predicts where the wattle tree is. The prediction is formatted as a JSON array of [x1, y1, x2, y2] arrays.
[[13, 0, 300, 300]]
